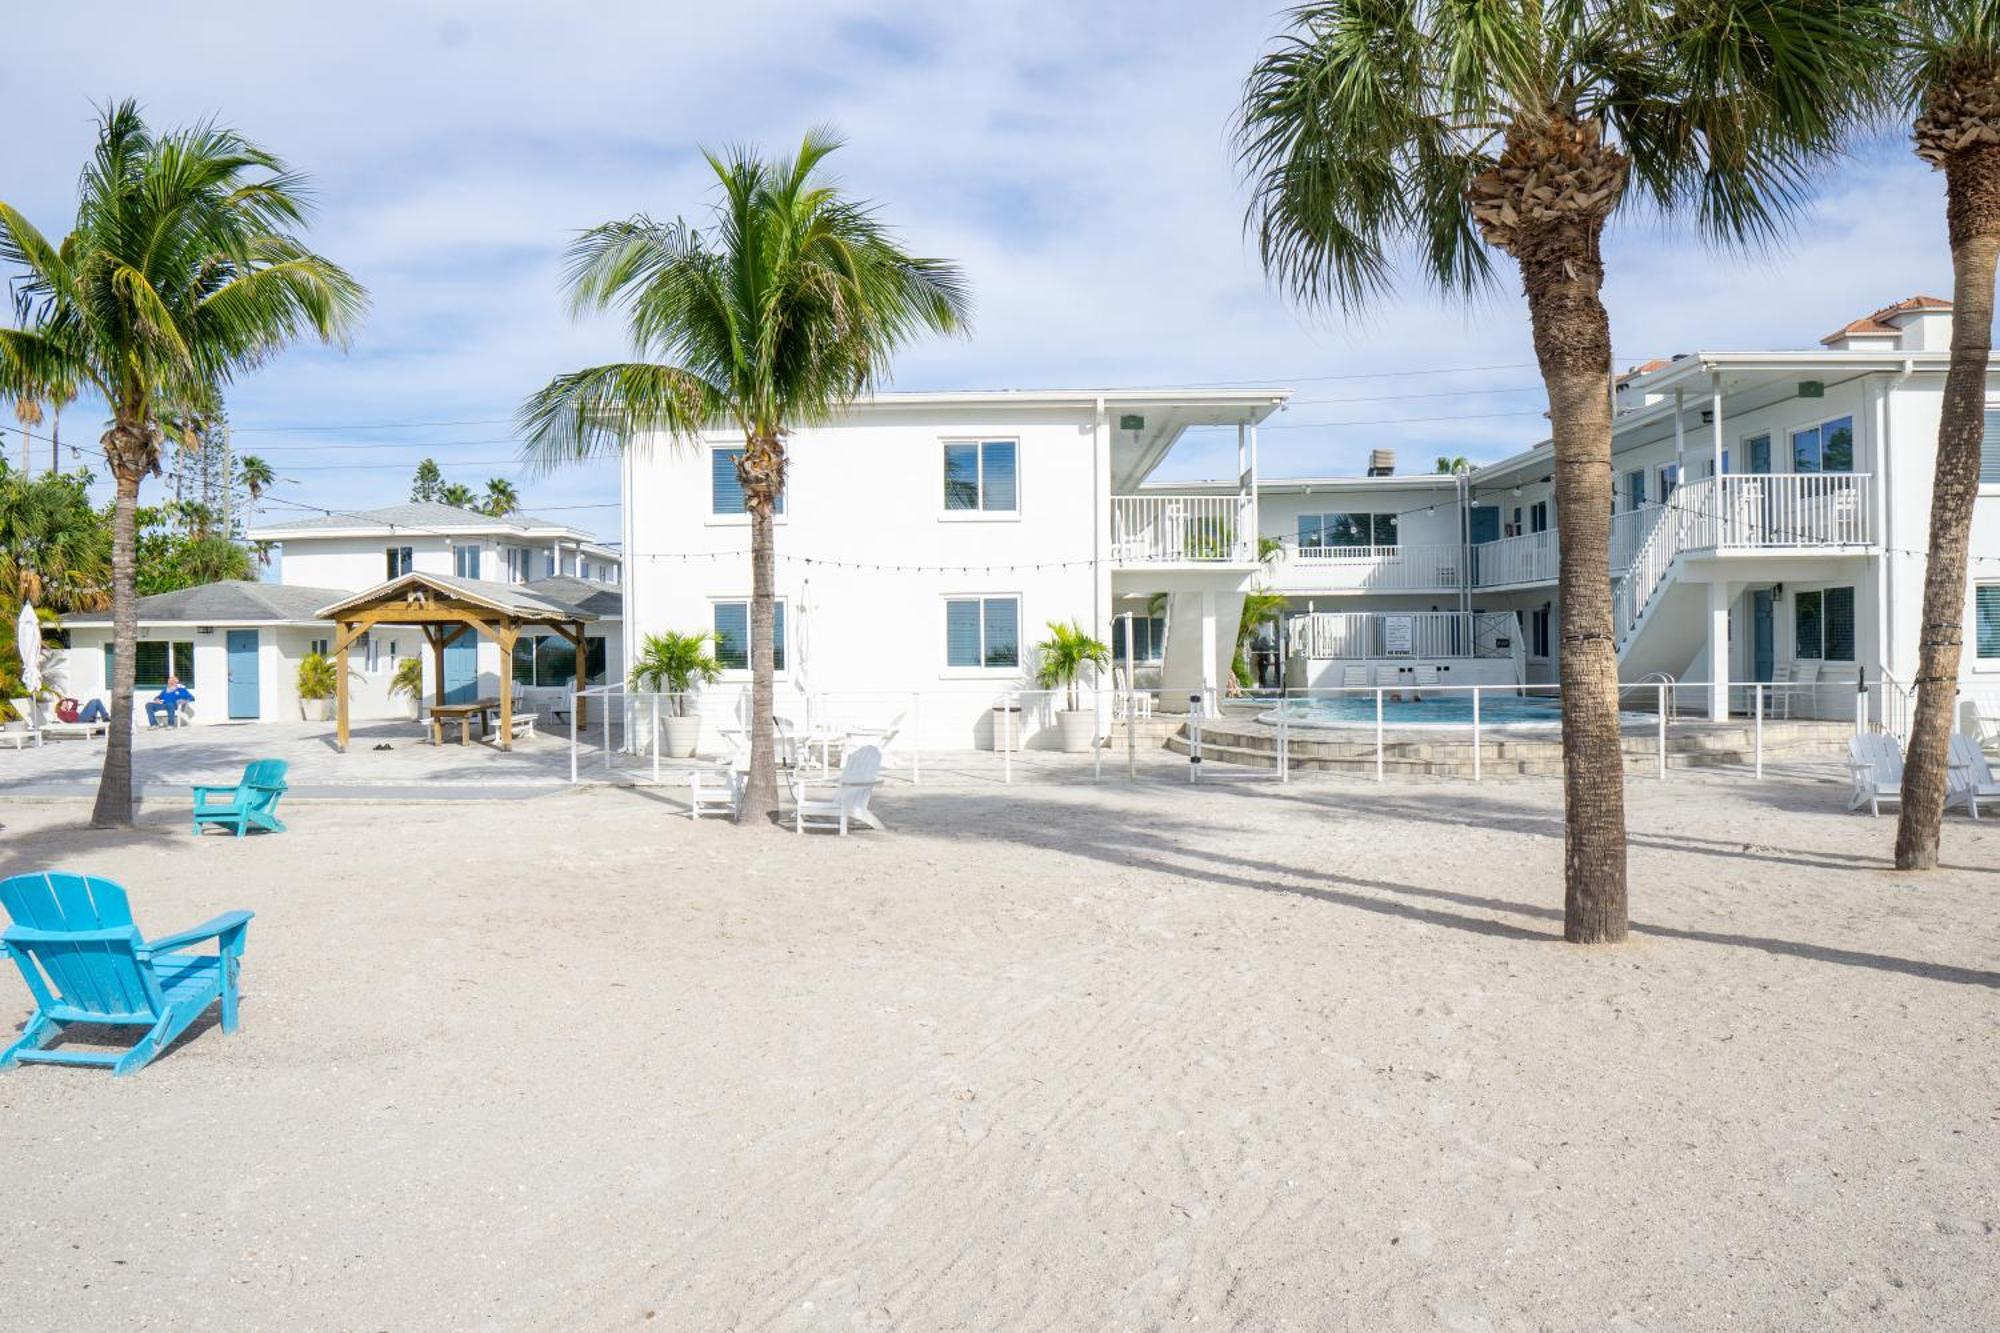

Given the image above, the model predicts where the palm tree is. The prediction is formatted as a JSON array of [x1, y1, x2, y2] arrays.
[[1235, 588, 1289, 688], [1435, 455, 1471, 475], [521, 129, 970, 822], [1239, 1, 1886, 943], [47, 379, 74, 473], [1891, 3, 2000, 869], [439, 481, 479, 509], [482, 477, 520, 517], [14, 395, 42, 474], [0, 101, 365, 826]]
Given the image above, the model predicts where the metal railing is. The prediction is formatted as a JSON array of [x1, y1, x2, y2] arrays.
[[1269, 541, 1462, 591], [1470, 528, 1557, 587], [1284, 610, 1521, 662], [1110, 494, 1250, 563]]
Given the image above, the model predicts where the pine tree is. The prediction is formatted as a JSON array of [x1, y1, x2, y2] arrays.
[[410, 457, 444, 503]]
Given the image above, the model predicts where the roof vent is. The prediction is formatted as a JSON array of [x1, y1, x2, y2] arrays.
[[1366, 448, 1395, 477]]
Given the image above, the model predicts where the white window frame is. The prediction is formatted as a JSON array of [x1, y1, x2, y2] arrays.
[[1788, 413, 1857, 474], [1980, 400, 2000, 495], [707, 442, 789, 528], [939, 438, 1022, 521], [385, 545, 414, 579], [940, 593, 1023, 677], [709, 596, 788, 680], [452, 543, 482, 580], [1972, 581, 2000, 671]]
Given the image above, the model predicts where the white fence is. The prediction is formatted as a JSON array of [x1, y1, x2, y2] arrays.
[[1269, 542, 1462, 591], [1284, 610, 1521, 662], [1110, 494, 1252, 564]]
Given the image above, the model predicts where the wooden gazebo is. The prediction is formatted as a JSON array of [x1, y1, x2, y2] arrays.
[[316, 574, 597, 753]]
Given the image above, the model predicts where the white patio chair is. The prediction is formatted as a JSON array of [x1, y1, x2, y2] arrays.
[[1847, 733, 1904, 816], [688, 758, 746, 822], [844, 710, 908, 768], [1411, 664, 1440, 698], [1945, 735, 2000, 820], [790, 744, 884, 835], [1340, 664, 1372, 691], [1779, 661, 1820, 719], [1110, 670, 1154, 722], [4, 697, 43, 750], [1973, 703, 2000, 757]]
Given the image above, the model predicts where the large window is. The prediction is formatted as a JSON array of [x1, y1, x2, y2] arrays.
[[510, 634, 607, 687], [1529, 500, 1550, 534], [1983, 409, 2000, 486], [504, 547, 531, 583], [1794, 586, 1856, 661], [711, 448, 785, 516], [1791, 415, 1855, 473], [453, 544, 481, 579], [107, 641, 194, 690], [1623, 469, 1647, 511], [1111, 615, 1166, 664], [1658, 463, 1682, 500], [1976, 584, 1999, 661], [1529, 606, 1552, 660], [1297, 512, 1397, 550], [713, 599, 785, 672], [945, 596, 1020, 669], [943, 440, 1018, 513], [385, 546, 413, 578]]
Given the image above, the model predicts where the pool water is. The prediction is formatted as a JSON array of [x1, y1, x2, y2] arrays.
[[1260, 694, 1588, 728]]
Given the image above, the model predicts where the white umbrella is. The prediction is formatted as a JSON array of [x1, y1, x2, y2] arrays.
[[15, 601, 41, 695]]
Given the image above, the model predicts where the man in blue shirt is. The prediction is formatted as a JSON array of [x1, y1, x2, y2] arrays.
[[146, 676, 194, 728]]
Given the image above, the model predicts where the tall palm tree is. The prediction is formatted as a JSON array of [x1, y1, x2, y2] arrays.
[[1435, 455, 1471, 475], [47, 379, 75, 473], [14, 395, 42, 474], [237, 453, 274, 504], [0, 100, 365, 826], [482, 476, 520, 517], [521, 129, 970, 822], [1239, 0, 1886, 943], [439, 481, 479, 509], [1891, 2, 2000, 869]]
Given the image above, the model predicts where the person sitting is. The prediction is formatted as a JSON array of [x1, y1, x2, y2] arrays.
[[75, 698, 110, 723], [146, 677, 194, 728]]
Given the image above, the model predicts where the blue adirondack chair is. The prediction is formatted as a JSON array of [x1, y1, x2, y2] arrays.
[[1, 872, 252, 1075], [192, 758, 289, 837]]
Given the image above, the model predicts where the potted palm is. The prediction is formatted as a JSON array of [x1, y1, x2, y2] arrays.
[[296, 651, 336, 722], [1034, 619, 1110, 754], [631, 630, 723, 757], [388, 657, 425, 720]]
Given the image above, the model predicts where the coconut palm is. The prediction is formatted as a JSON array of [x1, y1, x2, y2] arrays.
[[521, 129, 970, 822], [1891, 2, 2000, 869], [1234, 588, 1289, 688], [439, 481, 479, 509], [482, 477, 520, 517], [0, 100, 365, 826], [237, 453, 275, 503], [1239, 0, 1887, 942], [1435, 455, 1471, 475], [1033, 620, 1111, 712], [629, 629, 723, 716]]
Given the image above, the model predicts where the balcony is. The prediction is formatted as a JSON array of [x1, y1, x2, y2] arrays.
[[1111, 495, 1253, 565], [1266, 542, 1462, 593]]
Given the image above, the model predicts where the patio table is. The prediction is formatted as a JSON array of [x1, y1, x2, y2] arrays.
[[429, 699, 499, 747]]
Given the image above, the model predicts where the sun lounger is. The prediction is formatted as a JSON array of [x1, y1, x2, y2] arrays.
[[37, 699, 108, 740], [191, 759, 289, 837], [1847, 733, 1904, 816], [3, 698, 42, 750], [0, 871, 252, 1075], [790, 744, 884, 835], [1946, 735, 2000, 820]]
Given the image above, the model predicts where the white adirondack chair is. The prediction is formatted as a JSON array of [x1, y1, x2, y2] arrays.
[[790, 744, 884, 835], [1340, 664, 1372, 690], [688, 758, 746, 822], [1411, 664, 1440, 698], [1110, 670, 1154, 722], [1945, 735, 2000, 820], [1847, 733, 1904, 816]]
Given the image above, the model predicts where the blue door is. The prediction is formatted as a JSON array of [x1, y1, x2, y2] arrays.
[[1751, 590, 1775, 683], [226, 630, 260, 719], [443, 633, 478, 704]]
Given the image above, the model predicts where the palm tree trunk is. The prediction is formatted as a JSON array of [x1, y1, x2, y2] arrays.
[[1894, 145, 2000, 870], [740, 433, 785, 825], [1521, 240, 1628, 944], [90, 457, 141, 828]]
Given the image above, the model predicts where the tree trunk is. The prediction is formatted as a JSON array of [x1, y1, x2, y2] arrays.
[[739, 433, 786, 825], [1895, 143, 2000, 870], [1522, 242, 1629, 944], [90, 457, 141, 828]]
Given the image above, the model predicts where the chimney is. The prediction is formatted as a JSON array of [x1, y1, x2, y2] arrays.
[[1367, 448, 1395, 477]]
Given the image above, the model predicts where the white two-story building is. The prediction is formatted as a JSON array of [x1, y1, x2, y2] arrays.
[[621, 295, 2000, 751]]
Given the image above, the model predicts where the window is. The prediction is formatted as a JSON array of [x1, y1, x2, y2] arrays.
[[711, 448, 785, 516], [712, 599, 786, 672], [1297, 512, 1397, 550], [1529, 606, 1552, 659], [1794, 587, 1856, 661], [1982, 409, 2000, 486], [309, 638, 329, 658], [1528, 501, 1550, 534], [385, 546, 413, 578], [543, 551, 557, 579], [510, 634, 608, 687], [1975, 585, 1999, 661], [1111, 615, 1166, 663], [1791, 416, 1855, 473], [580, 560, 592, 581], [942, 440, 1019, 513], [453, 544, 481, 579], [1623, 469, 1646, 511], [1658, 463, 1682, 501], [107, 641, 194, 690], [945, 596, 1020, 669], [504, 547, 531, 584]]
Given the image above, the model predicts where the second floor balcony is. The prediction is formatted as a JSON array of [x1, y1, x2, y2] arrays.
[[1111, 495, 1255, 565]]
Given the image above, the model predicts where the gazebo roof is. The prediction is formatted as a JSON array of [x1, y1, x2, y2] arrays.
[[316, 572, 599, 624]]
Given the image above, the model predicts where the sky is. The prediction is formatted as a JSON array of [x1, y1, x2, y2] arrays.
[[1, 1, 1956, 546]]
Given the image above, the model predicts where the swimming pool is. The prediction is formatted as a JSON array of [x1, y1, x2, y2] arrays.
[[1259, 694, 1587, 729]]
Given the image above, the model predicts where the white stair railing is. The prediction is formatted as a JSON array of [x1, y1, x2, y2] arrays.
[[1612, 479, 1712, 649]]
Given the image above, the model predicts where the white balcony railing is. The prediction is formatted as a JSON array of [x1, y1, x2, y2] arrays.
[[1610, 502, 1665, 573], [1271, 542, 1462, 591], [1471, 529, 1557, 588], [1285, 610, 1523, 663], [1111, 495, 1250, 564]]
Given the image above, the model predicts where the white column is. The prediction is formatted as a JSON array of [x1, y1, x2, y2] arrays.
[[1710, 371, 1725, 479], [1199, 589, 1218, 709], [1672, 388, 1686, 483], [1093, 399, 1111, 734], [1707, 579, 1731, 721]]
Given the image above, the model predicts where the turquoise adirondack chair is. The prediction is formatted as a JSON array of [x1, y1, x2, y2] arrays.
[[192, 758, 289, 837], [1, 872, 253, 1075]]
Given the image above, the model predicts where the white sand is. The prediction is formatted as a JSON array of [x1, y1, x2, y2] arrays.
[[0, 773, 1995, 1330]]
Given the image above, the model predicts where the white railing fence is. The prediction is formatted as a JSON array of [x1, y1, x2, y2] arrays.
[[1471, 528, 1557, 588], [1111, 495, 1248, 563], [1283, 610, 1520, 662], [1610, 502, 1666, 573], [1276, 541, 1463, 591]]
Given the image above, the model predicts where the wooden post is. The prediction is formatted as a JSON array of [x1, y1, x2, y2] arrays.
[[497, 624, 517, 752], [571, 622, 589, 730], [335, 620, 353, 752], [430, 625, 447, 710]]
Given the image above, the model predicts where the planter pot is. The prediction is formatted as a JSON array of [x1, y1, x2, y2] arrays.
[[663, 713, 702, 758], [301, 698, 331, 722], [402, 697, 420, 721], [1055, 708, 1097, 754]]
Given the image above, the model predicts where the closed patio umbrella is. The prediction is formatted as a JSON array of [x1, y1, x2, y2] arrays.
[[15, 601, 41, 695]]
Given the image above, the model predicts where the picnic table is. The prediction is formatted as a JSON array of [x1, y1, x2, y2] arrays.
[[429, 699, 499, 746]]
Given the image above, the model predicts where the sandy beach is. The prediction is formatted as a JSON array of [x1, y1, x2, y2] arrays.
[[1, 772, 1995, 1330]]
